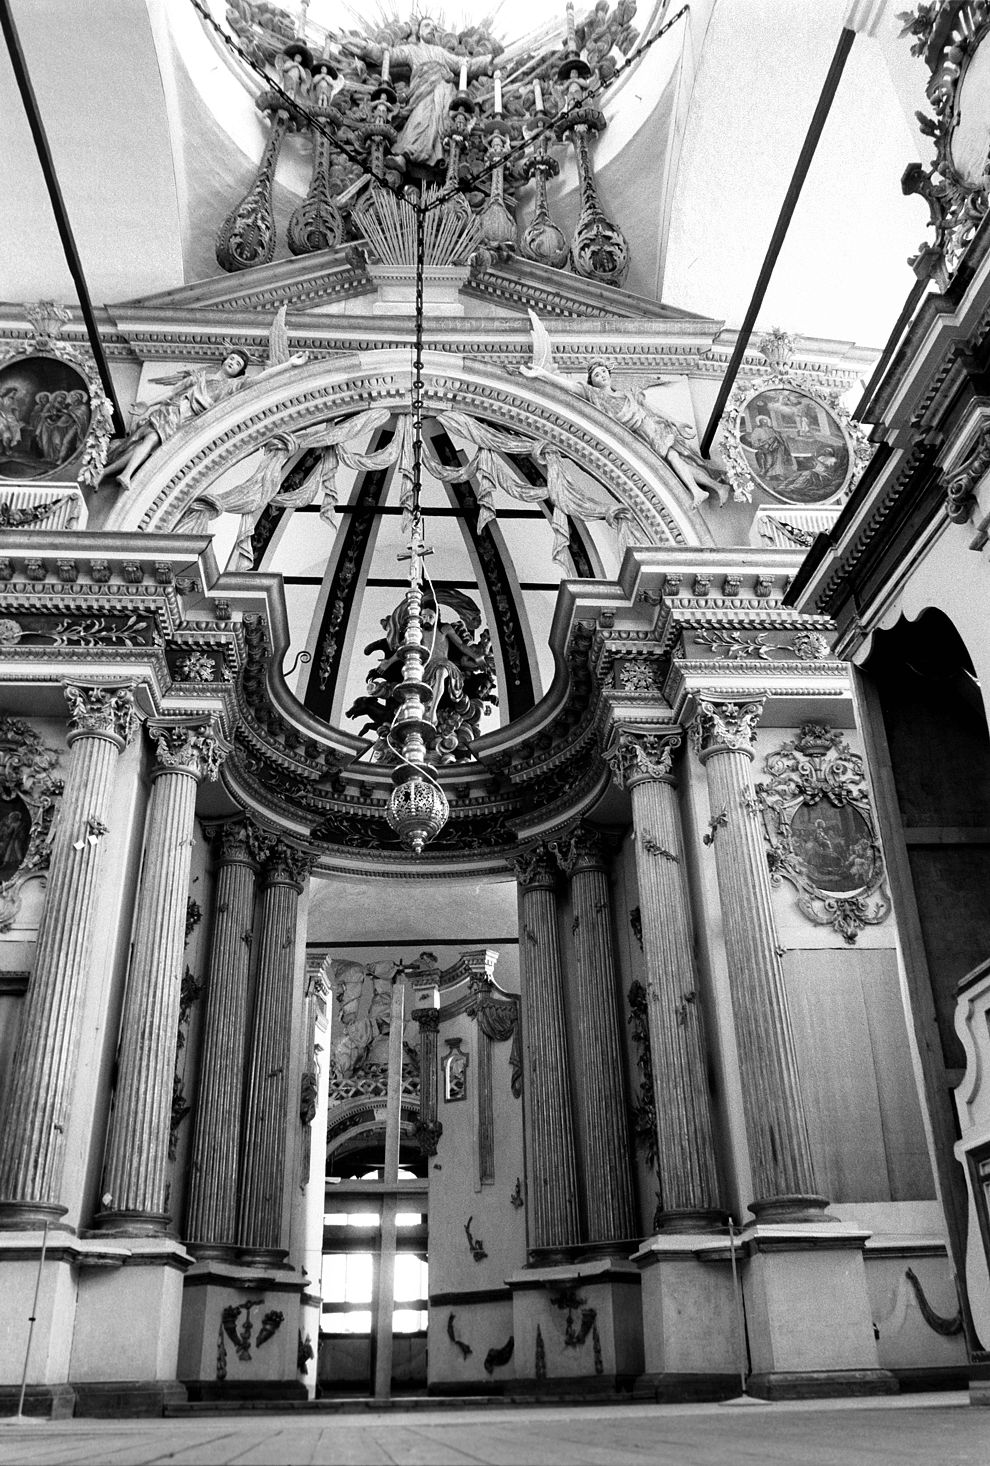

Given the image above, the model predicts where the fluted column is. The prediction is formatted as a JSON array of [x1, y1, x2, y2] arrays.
[[0, 683, 136, 1227], [238, 840, 310, 1265], [554, 825, 636, 1248], [413, 1008, 443, 1158], [514, 846, 580, 1258], [692, 699, 825, 1220], [185, 819, 260, 1256], [96, 720, 224, 1233], [606, 730, 722, 1229]]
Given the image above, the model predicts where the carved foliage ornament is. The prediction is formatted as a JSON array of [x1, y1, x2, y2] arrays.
[[756, 723, 890, 944], [718, 336, 870, 506], [0, 301, 113, 490], [691, 699, 764, 761], [64, 683, 137, 747], [0, 717, 61, 933], [149, 721, 226, 782], [605, 730, 680, 789]]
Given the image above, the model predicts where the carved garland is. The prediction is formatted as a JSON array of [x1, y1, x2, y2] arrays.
[[0, 717, 62, 933], [755, 723, 890, 944]]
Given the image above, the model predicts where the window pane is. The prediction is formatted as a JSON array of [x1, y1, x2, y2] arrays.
[[324, 1309, 372, 1335], [393, 1254, 427, 1302], [345, 1253, 374, 1303], [322, 1254, 346, 1302], [348, 1212, 380, 1228], [324, 1212, 348, 1226], [392, 1308, 428, 1333], [395, 1212, 422, 1227]]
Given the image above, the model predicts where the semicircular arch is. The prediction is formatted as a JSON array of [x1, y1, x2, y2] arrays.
[[103, 351, 715, 550]]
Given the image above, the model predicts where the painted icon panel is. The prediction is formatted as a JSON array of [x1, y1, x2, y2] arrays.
[[737, 387, 851, 504], [0, 355, 92, 481]]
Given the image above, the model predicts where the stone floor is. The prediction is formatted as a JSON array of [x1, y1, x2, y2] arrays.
[[0, 1394, 985, 1465]]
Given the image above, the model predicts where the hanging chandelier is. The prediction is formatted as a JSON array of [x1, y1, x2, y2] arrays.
[[384, 204, 449, 855]]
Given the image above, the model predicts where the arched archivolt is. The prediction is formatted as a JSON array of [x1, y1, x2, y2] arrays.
[[103, 351, 715, 549]]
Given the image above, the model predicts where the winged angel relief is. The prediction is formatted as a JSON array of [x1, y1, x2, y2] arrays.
[[522, 312, 728, 508]]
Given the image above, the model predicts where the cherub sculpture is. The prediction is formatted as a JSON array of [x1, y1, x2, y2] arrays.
[[347, 588, 497, 763], [521, 310, 727, 508], [102, 306, 306, 488]]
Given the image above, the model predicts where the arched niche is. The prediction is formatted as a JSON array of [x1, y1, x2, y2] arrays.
[[102, 351, 714, 551]]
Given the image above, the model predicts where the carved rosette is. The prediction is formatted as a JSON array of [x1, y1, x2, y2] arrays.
[[64, 682, 137, 749], [605, 730, 681, 790], [259, 838, 313, 891], [148, 721, 225, 782], [512, 844, 557, 890], [691, 699, 765, 763]]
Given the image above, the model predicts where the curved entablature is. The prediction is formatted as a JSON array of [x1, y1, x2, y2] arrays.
[[102, 352, 712, 551]]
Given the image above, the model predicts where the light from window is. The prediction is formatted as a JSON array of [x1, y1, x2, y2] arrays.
[[324, 1309, 372, 1335], [393, 1253, 428, 1302], [392, 1308, 428, 1333], [395, 1212, 422, 1227], [322, 1252, 373, 1304]]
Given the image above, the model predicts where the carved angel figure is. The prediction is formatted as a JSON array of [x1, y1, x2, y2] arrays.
[[521, 310, 727, 507], [347, 17, 494, 167], [102, 306, 306, 489]]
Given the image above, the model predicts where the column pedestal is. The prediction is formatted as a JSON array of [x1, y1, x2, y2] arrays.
[[632, 1235, 738, 1399], [177, 1260, 306, 1402], [508, 1260, 643, 1393]]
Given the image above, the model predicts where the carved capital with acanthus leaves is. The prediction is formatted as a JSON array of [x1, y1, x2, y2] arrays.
[[148, 720, 226, 783], [414, 1008, 441, 1032], [63, 682, 137, 750], [511, 843, 556, 890], [206, 817, 266, 868], [690, 698, 765, 763], [605, 730, 682, 790], [258, 837, 314, 890], [552, 823, 609, 876]]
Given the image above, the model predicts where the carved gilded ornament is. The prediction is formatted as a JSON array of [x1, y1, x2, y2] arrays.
[[690, 698, 765, 761], [605, 730, 681, 790], [259, 837, 314, 888], [208, 818, 265, 868], [0, 301, 113, 491], [944, 423, 990, 525], [552, 824, 607, 875], [718, 332, 870, 506], [511, 844, 556, 889], [0, 717, 62, 933], [755, 723, 891, 944], [64, 682, 137, 748], [148, 721, 226, 782]]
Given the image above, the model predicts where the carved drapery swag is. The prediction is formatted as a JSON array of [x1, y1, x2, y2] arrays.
[[756, 723, 890, 944], [473, 991, 523, 1099]]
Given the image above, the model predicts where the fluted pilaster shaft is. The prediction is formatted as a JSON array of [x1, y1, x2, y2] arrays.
[[608, 731, 722, 1227], [0, 683, 136, 1226], [185, 821, 260, 1254], [555, 826, 636, 1246], [238, 841, 310, 1262], [515, 847, 580, 1256], [693, 700, 823, 1218], [97, 721, 224, 1233]]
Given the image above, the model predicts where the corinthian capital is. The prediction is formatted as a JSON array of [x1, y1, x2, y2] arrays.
[[206, 817, 264, 868], [260, 838, 314, 890], [148, 719, 226, 782], [605, 730, 681, 790], [63, 682, 137, 749], [552, 823, 608, 875], [511, 843, 556, 890], [690, 698, 765, 762]]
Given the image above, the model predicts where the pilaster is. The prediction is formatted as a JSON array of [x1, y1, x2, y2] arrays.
[[514, 845, 580, 1259], [553, 824, 636, 1250], [691, 698, 824, 1220], [0, 682, 137, 1228], [238, 839, 311, 1266], [185, 819, 261, 1257], [606, 728, 722, 1228], [96, 719, 225, 1233]]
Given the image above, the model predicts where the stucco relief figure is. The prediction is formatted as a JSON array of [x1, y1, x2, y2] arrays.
[[102, 306, 306, 489], [347, 19, 494, 167], [521, 311, 728, 508], [329, 959, 418, 1078]]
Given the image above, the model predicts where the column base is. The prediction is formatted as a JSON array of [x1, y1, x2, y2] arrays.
[[633, 1234, 739, 1380], [747, 1369, 898, 1400], [508, 1259, 643, 1385], [0, 1201, 68, 1231], [749, 1194, 832, 1224], [184, 1242, 239, 1263], [236, 1246, 289, 1269], [740, 1221, 885, 1382], [89, 1210, 171, 1237], [655, 1209, 726, 1234], [634, 1371, 739, 1403], [182, 1379, 309, 1403], [178, 1260, 303, 1390], [0, 1383, 76, 1418], [0, 1235, 80, 1388], [73, 1379, 188, 1417]]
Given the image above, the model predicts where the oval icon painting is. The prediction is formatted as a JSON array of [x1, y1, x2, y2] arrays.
[[0, 795, 31, 885], [0, 355, 92, 481], [788, 801, 877, 896], [737, 387, 851, 504]]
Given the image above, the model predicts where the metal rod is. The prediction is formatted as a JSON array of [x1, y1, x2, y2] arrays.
[[699, 27, 857, 458], [0, 0, 126, 437], [853, 273, 929, 421], [15, 1218, 49, 1420]]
